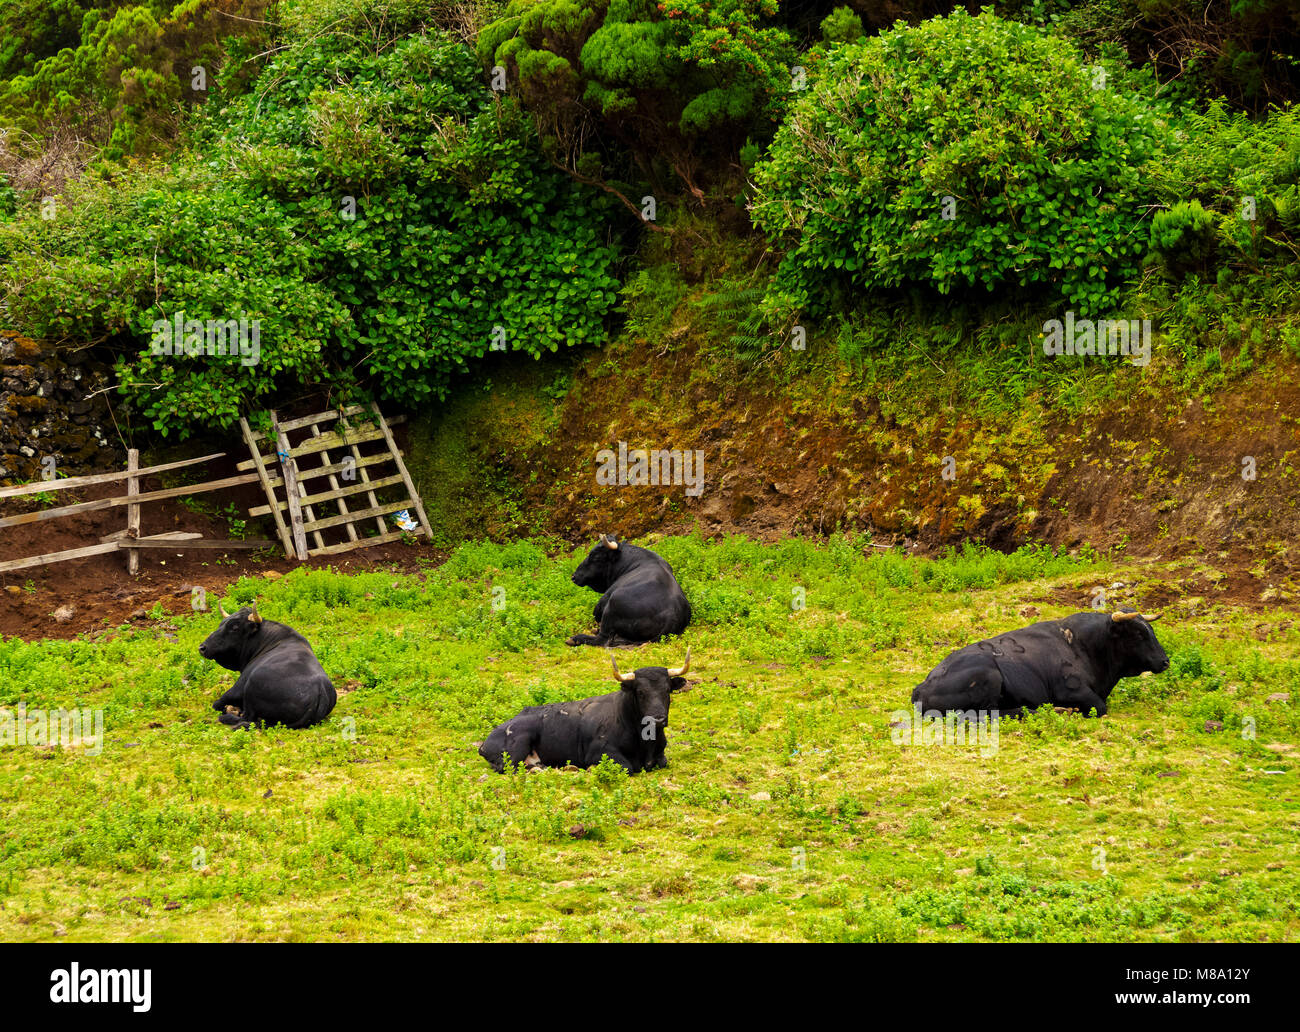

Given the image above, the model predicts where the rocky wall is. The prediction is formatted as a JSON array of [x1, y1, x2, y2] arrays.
[[0, 330, 123, 484]]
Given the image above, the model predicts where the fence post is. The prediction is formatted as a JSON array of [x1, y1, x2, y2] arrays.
[[272, 411, 309, 561], [126, 448, 140, 575]]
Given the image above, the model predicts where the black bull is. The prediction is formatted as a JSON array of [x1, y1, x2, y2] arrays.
[[911, 610, 1169, 718], [565, 534, 691, 647], [480, 650, 691, 773], [199, 603, 336, 730]]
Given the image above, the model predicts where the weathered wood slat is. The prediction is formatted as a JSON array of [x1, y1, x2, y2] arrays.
[[242, 410, 405, 442], [248, 474, 405, 516], [306, 529, 410, 557], [0, 452, 225, 500], [287, 426, 388, 458], [273, 411, 309, 561], [301, 499, 412, 533], [100, 530, 202, 544], [276, 404, 372, 434], [235, 450, 398, 480], [235, 451, 277, 473], [122, 537, 275, 550], [0, 532, 267, 574], [371, 402, 433, 540], [291, 428, 326, 553], [0, 472, 261, 529], [0, 541, 120, 574], [126, 448, 140, 575], [241, 416, 294, 558]]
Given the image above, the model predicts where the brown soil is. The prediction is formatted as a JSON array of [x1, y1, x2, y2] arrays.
[[507, 336, 1300, 587]]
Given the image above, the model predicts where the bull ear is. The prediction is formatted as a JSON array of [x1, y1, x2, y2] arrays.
[[610, 652, 636, 684], [248, 601, 263, 624], [666, 646, 690, 677], [670, 677, 689, 693]]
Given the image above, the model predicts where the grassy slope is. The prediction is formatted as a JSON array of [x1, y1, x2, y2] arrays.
[[1, 536, 1296, 942]]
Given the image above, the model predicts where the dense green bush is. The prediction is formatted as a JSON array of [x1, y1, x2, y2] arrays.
[[1147, 100, 1300, 270], [477, 0, 796, 199], [1148, 200, 1217, 279], [0, 1, 271, 159], [279, 0, 500, 41], [0, 0, 112, 79], [0, 29, 621, 434], [818, 5, 864, 44], [750, 9, 1174, 317]]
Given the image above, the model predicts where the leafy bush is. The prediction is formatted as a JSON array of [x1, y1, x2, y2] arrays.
[[0, 1, 272, 159], [477, 0, 796, 200], [0, 29, 621, 434], [818, 5, 863, 44], [751, 9, 1174, 318], [1148, 200, 1217, 278], [1147, 100, 1300, 269]]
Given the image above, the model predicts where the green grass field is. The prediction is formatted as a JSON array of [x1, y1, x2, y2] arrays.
[[1, 535, 1296, 941]]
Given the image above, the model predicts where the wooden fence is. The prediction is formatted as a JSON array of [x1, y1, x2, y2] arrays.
[[237, 403, 433, 560], [0, 450, 274, 575]]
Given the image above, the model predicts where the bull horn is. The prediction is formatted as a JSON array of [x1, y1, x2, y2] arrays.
[[610, 652, 636, 683], [1111, 611, 1141, 622], [218, 604, 230, 619], [1142, 612, 1162, 622], [600, 534, 619, 551], [249, 601, 263, 624], [667, 647, 691, 678]]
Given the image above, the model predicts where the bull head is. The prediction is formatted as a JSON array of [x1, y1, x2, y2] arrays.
[[1112, 610, 1161, 623], [599, 533, 619, 551]]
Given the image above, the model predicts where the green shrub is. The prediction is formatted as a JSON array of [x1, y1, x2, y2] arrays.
[[1147, 100, 1300, 269], [477, 0, 796, 196], [0, 1, 273, 158], [818, 6, 863, 44], [751, 9, 1173, 318], [0, 29, 621, 434], [1148, 200, 1217, 278]]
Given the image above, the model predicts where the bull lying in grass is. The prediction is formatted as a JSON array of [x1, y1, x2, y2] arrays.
[[199, 602, 337, 730], [911, 609, 1169, 718], [480, 649, 692, 773], [565, 534, 691, 647]]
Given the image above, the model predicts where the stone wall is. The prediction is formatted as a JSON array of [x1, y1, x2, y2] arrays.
[[0, 330, 123, 484]]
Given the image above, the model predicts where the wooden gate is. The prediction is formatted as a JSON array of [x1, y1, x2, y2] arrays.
[[238, 403, 432, 560]]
